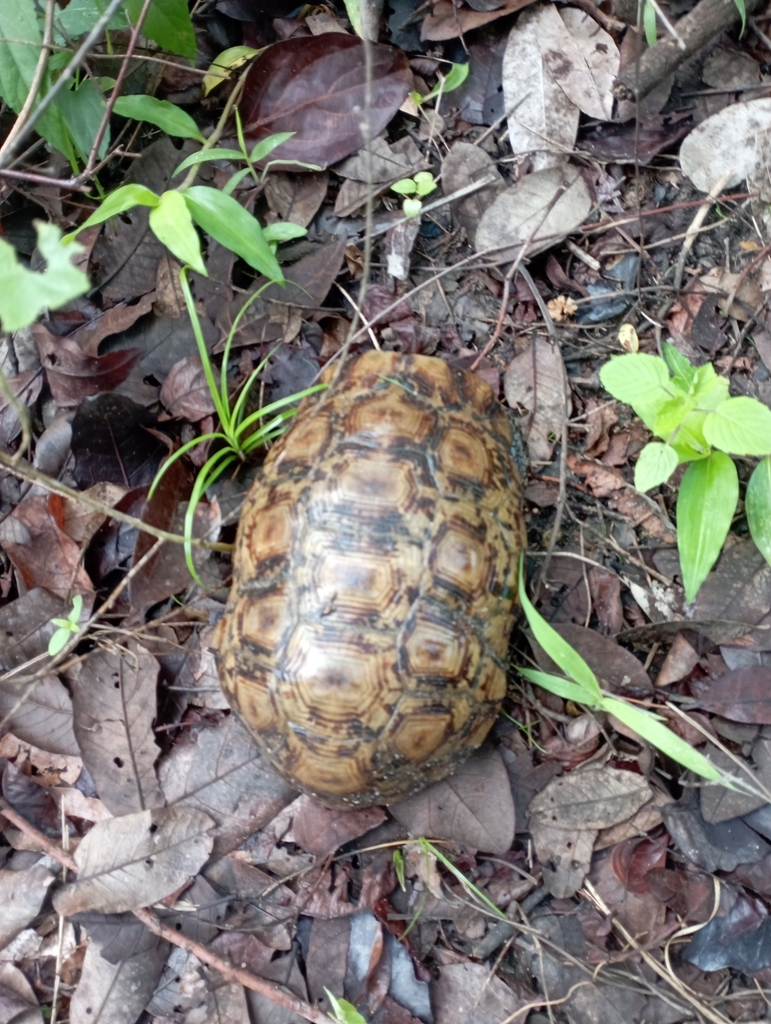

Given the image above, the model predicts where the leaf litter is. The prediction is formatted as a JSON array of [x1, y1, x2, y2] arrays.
[[4, 0, 771, 1021]]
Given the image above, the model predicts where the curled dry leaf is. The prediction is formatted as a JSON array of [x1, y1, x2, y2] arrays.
[[679, 97, 771, 199], [504, 337, 569, 462], [70, 640, 166, 816], [160, 355, 217, 421], [53, 806, 215, 916], [32, 324, 142, 408], [476, 166, 592, 261], [422, 0, 536, 41], [389, 745, 516, 854], [529, 767, 652, 831], [241, 34, 411, 169], [502, 3, 579, 169]]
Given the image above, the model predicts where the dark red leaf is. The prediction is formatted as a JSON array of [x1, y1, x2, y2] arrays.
[[241, 34, 412, 169], [610, 835, 668, 894], [71, 394, 169, 488], [33, 323, 142, 407], [692, 666, 771, 723]]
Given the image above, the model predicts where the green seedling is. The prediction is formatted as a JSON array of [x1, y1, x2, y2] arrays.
[[325, 990, 368, 1024], [48, 595, 83, 656], [149, 267, 326, 585], [419, 838, 507, 920], [516, 558, 726, 784], [409, 61, 470, 107], [599, 343, 771, 601], [391, 171, 437, 218]]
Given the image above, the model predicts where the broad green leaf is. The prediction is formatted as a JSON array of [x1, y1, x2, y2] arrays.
[[183, 186, 284, 283], [391, 178, 418, 195], [65, 184, 160, 239], [113, 95, 205, 142], [599, 354, 673, 430], [677, 452, 738, 602], [518, 560, 602, 701], [174, 148, 247, 175], [57, 78, 109, 161], [747, 456, 771, 566], [325, 991, 368, 1024], [262, 222, 308, 244], [414, 171, 437, 196], [634, 442, 679, 491], [703, 396, 771, 456], [662, 342, 695, 386], [600, 697, 724, 781], [654, 394, 694, 440], [149, 191, 206, 276], [643, 0, 657, 45], [125, 0, 196, 57], [669, 410, 710, 459], [202, 46, 260, 95], [250, 132, 295, 164], [403, 197, 423, 218], [0, 4, 71, 157], [54, 0, 128, 37], [517, 668, 600, 706], [421, 61, 470, 102], [0, 223, 89, 332], [690, 362, 728, 407]]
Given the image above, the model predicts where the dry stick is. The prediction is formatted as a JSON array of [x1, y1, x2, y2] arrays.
[[0, 0, 127, 171], [0, 799, 330, 1024], [613, 0, 766, 100], [669, 168, 737, 303], [0, 453, 231, 553]]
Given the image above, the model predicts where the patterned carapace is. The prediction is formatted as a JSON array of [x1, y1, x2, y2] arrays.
[[215, 351, 525, 807]]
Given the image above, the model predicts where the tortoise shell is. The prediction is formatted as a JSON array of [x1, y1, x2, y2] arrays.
[[215, 351, 526, 808]]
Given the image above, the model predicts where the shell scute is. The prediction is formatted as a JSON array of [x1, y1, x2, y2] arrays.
[[216, 351, 525, 807]]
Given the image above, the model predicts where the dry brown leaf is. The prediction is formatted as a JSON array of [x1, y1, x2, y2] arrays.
[[53, 807, 215, 916], [504, 338, 569, 462], [529, 767, 652, 830]]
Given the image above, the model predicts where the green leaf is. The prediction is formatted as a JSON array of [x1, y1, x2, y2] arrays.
[[600, 697, 724, 781], [262, 222, 307, 244], [173, 148, 247, 175], [643, 0, 657, 45], [249, 131, 295, 164], [654, 394, 694, 440], [202, 45, 260, 95], [518, 667, 600, 706], [518, 559, 602, 702], [183, 186, 284, 283], [0, 222, 89, 332], [113, 95, 205, 142], [421, 61, 470, 102], [57, 78, 109, 161], [65, 184, 160, 240], [47, 628, 70, 657], [403, 197, 423, 218], [703, 396, 771, 456], [413, 171, 437, 197], [325, 990, 368, 1024], [677, 452, 738, 602], [149, 190, 206, 276], [634, 442, 679, 491], [391, 178, 417, 195], [125, 0, 196, 58], [662, 342, 695, 386], [599, 354, 673, 430], [0, 3, 71, 157], [690, 363, 728, 407], [747, 456, 771, 566], [54, 0, 128, 37]]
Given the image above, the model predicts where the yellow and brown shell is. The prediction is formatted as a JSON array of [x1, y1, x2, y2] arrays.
[[215, 350, 525, 808]]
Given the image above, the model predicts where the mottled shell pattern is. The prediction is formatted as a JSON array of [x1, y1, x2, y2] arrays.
[[215, 351, 526, 808]]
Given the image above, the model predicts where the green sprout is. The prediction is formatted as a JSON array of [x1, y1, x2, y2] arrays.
[[48, 595, 84, 656], [391, 171, 437, 218]]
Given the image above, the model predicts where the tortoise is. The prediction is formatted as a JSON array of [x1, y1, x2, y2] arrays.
[[214, 350, 526, 808]]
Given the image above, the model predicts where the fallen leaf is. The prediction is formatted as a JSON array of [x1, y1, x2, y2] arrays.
[[389, 745, 515, 854], [476, 166, 592, 261], [159, 355, 217, 420], [241, 34, 411, 169], [53, 806, 215, 916], [32, 323, 142, 407], [504, 338, 569, 462], [502, 4, 579, 168], [422, 0, 535, 41], [680, 97, 771, 199], [71, 393, 169, 488], [68, 933, 169, 1023], [0, 371, 42, 447], [291, 797, 386, 859], [70, 640, 166, 816], [529, 768, 652, 830], [543, 8, 619, 121], [0, 864, 55, 949]]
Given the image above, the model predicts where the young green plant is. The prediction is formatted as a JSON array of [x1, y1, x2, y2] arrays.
[[148, 266, 326, 585], [48, 595, 84, 656], [517, 558, 725, 784], [391, 171, 437, 218], [600, 343, 771, 601]]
